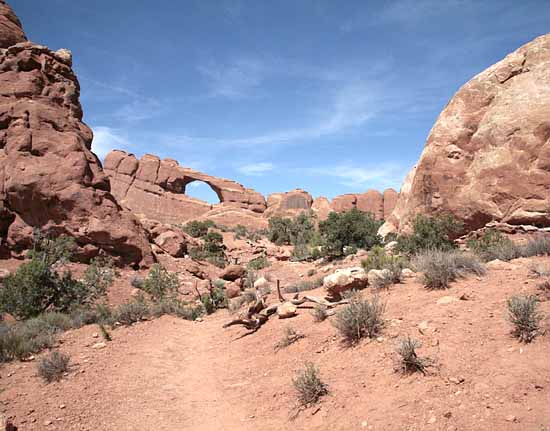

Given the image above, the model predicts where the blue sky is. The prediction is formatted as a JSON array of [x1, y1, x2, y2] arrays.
[[12, 0, 550, 203]]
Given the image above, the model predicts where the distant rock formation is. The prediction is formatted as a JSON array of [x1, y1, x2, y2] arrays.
[[331, 189, 398, 220], [264, 189, 313, 218], [382, 34, 550, 236], [0, 1, 152, 265], [104, 150, 267, 225]]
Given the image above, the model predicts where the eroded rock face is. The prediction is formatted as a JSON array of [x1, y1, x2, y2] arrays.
[[104, 150, 267, 225], [0, 1, 26, 49], [382, 35, 550, 236], [0, 2, 152, 266], [331, 189, 398, 220], [264, 189, 313, 218]]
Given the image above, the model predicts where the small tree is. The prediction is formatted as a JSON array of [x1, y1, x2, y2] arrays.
[[141, 264, 179, 301], [396, 214, 462, 255], [319, 208, 382, 257]]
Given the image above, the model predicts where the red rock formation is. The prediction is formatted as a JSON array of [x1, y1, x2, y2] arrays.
[[381, 35, 550, 236], [104, 150, 267, 225], [264, 189, 313, 218], [331, 188, 398, 220], [311, 196, 332, 221], [0, 1, 26, 49], [0, 1, 152, 266]]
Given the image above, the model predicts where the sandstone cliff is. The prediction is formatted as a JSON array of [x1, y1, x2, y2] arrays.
[[381, 34, 550, 236]]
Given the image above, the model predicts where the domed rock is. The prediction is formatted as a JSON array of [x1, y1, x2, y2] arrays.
[[381, 35, 550, 236]]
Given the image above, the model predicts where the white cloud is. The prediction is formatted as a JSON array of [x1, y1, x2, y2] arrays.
[[237, 162, 274, 176], [197, 58, 264, 99], [91, 126, 130, 160], [304, 163, 404, 190]]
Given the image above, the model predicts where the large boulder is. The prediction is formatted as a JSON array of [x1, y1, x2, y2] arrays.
[[221, 264, 246, 281], [323, 267, 368, 298], [381, 35, 550, 236], [0, 2, 152, 266]]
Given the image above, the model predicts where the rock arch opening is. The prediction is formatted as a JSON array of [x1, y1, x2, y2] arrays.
[[184, 180, 222, 204]]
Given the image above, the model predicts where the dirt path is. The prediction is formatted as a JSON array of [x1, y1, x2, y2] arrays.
[[105, 316, 252, 431]]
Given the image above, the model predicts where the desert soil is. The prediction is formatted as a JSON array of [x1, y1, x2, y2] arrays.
[[1, 257, 550, 430]]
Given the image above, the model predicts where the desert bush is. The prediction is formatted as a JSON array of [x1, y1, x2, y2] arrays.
[[507, 295, 542, 342], [247, 255, 270, 271], [522, 237, 550, 257], [268, 212, 316, 246], [529, 263, 550, 278], [228, 289, 257, 312], [244, 269, 258, 289], [70, 303, 114, 328], [141, 264, 179, 301], [467, 229, 518, 261], [0, 234, 105, 319], [28, 230, 76, 266], [200, 286, 227, 314], [395, 336, 431, 374], [319, 208, 382, 258], [274, 327, 304, 351], [182, 220, 215, 238], [130, 275, 144, 289], [412, 250, 485, 289], [396, 214, 462, 255], [293, 362, 328, 406], [284, 277, 324, 294], [150, 297, 205, 321], [537, 280, 550, 299], [114, 299, 151, 325], [189, 231, 227, 268], [333, 295, 385, 342], [361, 245, 405, 285], [311, 304, 329, 322], [82, 255, 118, 298], [37, 351, 70, 382]]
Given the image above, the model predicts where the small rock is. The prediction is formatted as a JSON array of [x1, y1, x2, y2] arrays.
[[92, 332, 99, 338], [401, 268, 416, 278], [437, 296, 458, 305], [91, 342, 106, 350], [427, 416, 436, 424], [277, 302, 297, 319], [505, 415, 517, 423], [44, 420, 53, 426]]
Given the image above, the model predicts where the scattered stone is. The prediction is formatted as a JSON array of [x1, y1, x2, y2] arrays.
[[323, 267, 368, 298], [401, 268, 416, 278], [253, 277, 269, 289], [91, 342, 107, 350], [92, 333, 99, 339], [277, 302, 297, 319], [505, 415, 517, 423], [224, 282, 241, 299], [367, 269, 391, 286], [427, 416, 436, 424], [221, 265, 246, 281], [437, 296, 458, 305]]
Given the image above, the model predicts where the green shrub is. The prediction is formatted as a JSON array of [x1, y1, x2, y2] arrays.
[[188, 231, 227, 268], [150, 298, 205, 321], [412, 250, 485, 289], [311, 304, 329, 322], [467, 229, 515, 261], [247, 255, 270, 271], [293, 362, 328, 406], [182, 220, 215, 238], [395, 336, 431, 374], [141, 264, 179, 301], [274, 327, 304, 351], [361, 246, 405, 285], [522, 237, 550, 257], [70, 303, 114, 328], [200, 287, 227, 314], [507, 295, 542, 343], [114, 299, 151, 325], [333, 295, 385, 343], [28, 230, 76, 266], [0, 232, 107, 319], [396, 214, 462, 255], [0, 260, 93, 319], [319, 208, 382, 258], [37, 351, 70, 382], [82, 256, 118, 298], [268, 212, 316, 246]]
